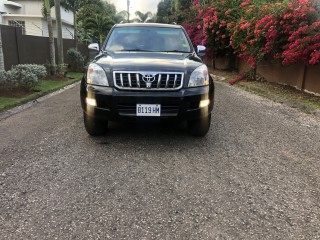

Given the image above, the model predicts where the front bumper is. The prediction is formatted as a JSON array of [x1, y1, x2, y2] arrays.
[[80, 79, 214, 122]]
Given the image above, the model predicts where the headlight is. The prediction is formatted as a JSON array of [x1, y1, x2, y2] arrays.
[[188, 64, 209, 87], [87, 63, 109, 86]]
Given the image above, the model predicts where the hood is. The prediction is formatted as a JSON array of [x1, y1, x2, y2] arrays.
[[94, 51, 203, 74]]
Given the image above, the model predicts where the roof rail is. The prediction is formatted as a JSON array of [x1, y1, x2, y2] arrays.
[[171, 22, 177, 25]]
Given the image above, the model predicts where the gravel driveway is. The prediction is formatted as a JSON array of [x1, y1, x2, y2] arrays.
[[0, 82, 319, 239]]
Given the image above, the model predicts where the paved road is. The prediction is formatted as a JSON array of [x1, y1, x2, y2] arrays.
[[0, 82, 319, 239]]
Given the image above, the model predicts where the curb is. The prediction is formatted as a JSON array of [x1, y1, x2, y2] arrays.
[[0, 81, 80, 121]]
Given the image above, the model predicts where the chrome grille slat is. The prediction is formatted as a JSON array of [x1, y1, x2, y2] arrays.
[[157, 74, 161, 88], [128, 73, 132, 87], [120, 73, 123, 86], [173, 75, 177, 88], [165, 75, 170, 88], [114, 71, 184, 91], [136, 73, 140, 88]]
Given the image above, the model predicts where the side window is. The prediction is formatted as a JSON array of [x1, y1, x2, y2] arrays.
[[8, 20, 26, 35]]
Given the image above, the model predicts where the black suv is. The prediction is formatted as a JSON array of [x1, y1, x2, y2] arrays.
[[80, 23, 214, 136]]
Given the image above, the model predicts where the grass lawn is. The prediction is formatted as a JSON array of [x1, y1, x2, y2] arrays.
[[235, 81, 320, 111], [0, 72, 83, 113]]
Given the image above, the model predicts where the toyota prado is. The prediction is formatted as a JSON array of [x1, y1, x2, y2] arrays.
[[80, 23, 214, 136]]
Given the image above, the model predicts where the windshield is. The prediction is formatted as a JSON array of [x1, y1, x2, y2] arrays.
[[105, 26, 192, 53]]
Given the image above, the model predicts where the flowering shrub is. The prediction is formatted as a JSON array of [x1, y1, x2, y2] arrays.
[[180, 0, 320, 68], [182, 0, 239, 56], [201, 0, 239, 57], [280, 1, 320, 65], [180, 5, 205, 46], [230, 1, 287, 67]]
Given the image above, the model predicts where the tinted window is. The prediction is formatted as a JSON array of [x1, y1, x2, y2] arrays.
[[105, 26, 192, 53]]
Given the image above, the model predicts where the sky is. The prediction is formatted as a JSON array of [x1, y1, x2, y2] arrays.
[[109, 0, 161, 16]]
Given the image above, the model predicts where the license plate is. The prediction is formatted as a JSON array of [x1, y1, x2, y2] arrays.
[[136, 104, 161, 116]]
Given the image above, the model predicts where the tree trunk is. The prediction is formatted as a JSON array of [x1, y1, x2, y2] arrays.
[[99, 34, 103, 48], [54, 0, 64, 65], [0, 25, 5, 71], [44, 0, 56, 75], [74, 13, 78, 49], [47, 14, 56, 74]]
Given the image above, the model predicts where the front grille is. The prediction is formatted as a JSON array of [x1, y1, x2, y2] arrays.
[[113, 71, 184, 90]]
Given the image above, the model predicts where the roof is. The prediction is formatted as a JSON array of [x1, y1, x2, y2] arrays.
[[114, 23, 182, 29], [4, 1, 22, 8]]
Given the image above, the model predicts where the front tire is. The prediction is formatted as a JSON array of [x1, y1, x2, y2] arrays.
[[83, 112, 108, 136], [188, 114, 211, 136]]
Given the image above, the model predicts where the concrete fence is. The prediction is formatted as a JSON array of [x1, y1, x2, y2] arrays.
[[1, 25, 89, 71], [210, 55, 320, 95], [237, 58, 320, 95]]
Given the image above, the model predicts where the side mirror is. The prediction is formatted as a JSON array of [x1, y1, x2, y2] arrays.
[[197, 45, 206, 57], [88, 43, 99, 51]]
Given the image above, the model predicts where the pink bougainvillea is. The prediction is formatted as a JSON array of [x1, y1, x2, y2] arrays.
[[180, 0, 320, 67]]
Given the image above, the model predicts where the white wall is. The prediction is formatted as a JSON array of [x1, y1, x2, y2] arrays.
[[3, 16, 44, 36], [0, 2, 6, 13], [0, 1, 23, 24], [1, 0, 74, 39], [4, 15, 74, 39], [51, 6, 74, 25], [8, 1, 74, 25], [14, 0, 42, 15], [52, 22, 74, 39]]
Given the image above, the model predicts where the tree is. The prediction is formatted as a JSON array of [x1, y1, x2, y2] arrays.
[[43, 0, 56, 74], [54, 0, 64, 64], [76, 1, 104, 24], [178, 0, 192, 10], [156, 0, 173, 23], [60, 0, 83, 49], [76, 0, 116, 43], [77, 20, 93, 44], [59, 0, 117, 47], [133, 11, 153, 23], [0, 25, 4, 71], [60, 0, 106, 48], [114, 10, 128, 23], [146, 15, 157, 23], [84, 14, 114, 46]]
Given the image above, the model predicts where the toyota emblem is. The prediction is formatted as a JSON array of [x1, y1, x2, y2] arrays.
[[142, 74, 156, 88], [142, 74, 156, 83]]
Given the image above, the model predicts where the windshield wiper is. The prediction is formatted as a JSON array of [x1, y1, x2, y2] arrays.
[[165, 50, 191, 53], [120, 49, 154, 52]]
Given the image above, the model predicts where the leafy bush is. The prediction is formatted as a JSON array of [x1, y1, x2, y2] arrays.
[[9, 68, 38, 90], [12, 64, 47, 80], [56, 64, 68, 76], [67, 48, 85, 72], [0, 71, 7, 87], [0, 70, 18, 88], [0, 64, 47, 90], [45, 63, 68, 76], [44, 64, 56, 76]]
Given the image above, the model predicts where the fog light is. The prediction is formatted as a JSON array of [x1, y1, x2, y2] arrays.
[[199, 99, 210, 108], [86, 98, 97, 107]]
